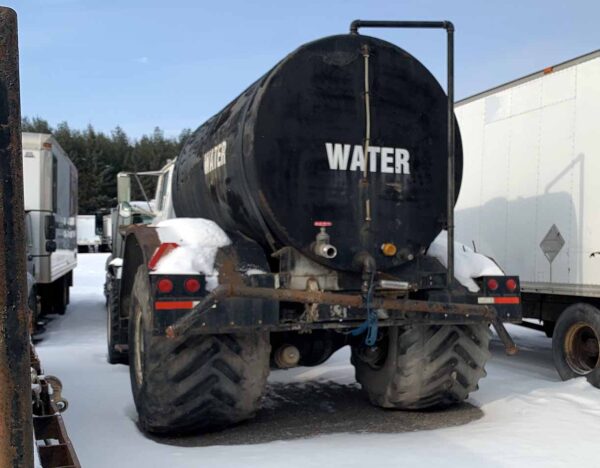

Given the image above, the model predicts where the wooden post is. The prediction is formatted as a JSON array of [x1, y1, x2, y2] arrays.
[[0, 7, 34, 467]]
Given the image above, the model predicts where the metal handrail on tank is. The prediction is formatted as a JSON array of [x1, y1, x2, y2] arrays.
[[349, 20, 456, 287]]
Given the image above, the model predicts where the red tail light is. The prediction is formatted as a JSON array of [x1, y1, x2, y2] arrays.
[[184, 278, 201, 293], [487, 278, 499, 291], [157, 278, 173, 293], [506, 278, 517, 292]]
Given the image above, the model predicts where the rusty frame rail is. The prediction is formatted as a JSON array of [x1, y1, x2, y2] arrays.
[[32, 378, 81, 468], [30, 348, 81, 468], [166, 284, 518, 354]]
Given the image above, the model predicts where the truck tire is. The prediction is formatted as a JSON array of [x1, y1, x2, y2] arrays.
[[128, 266, 270, 434], [107, 277, 127, 364], [52, 277, 68, 316], [552, 303, 600, 381], [351, 324, 490, 409]]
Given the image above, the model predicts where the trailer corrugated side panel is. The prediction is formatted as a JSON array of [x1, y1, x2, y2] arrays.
[[455, 51, 600, 297]]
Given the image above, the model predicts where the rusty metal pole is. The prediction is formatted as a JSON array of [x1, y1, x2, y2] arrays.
[[0, 7, 34, 468]]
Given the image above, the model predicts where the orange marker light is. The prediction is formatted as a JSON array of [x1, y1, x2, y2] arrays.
[[381, 243, 397, 257]]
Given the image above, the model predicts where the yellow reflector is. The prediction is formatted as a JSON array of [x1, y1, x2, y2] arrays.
[[381, 243, 397, 257]]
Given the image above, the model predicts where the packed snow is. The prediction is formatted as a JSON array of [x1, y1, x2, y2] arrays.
[[427, 230, 503, 292], [35, 253, 600, 468], [153, 218, 231, 290]]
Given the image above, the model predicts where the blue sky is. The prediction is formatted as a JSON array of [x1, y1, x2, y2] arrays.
[[6, 0, 599, 139]]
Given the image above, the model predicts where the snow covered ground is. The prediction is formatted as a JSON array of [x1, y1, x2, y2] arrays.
[[36, 253, 600, 468]]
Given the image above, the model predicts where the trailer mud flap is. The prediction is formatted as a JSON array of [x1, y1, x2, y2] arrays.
[[154, 294, 279, 334]]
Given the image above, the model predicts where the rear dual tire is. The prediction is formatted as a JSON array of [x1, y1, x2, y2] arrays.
[[352, 324, 491, 409], [552, 303, 600, 385], [128, 266, 270, 434]]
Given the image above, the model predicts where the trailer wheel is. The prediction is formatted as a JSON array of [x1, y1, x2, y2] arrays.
[[552, 303, 600, 381], [128, 266, 270, 434], [351, 324, 490, 409]]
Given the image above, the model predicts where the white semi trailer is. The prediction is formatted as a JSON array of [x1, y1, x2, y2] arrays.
[[23, 132, 78, 316], [76, 215, 101, 252], [455, 50, 600, 382]]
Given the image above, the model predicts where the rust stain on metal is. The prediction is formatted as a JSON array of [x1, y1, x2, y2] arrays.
[[169, 284, 492, 332], [216, 249, 245, 287], [166, 282, 518, 353], [125, 223, 161, 262], [31, 347, 81, 467]]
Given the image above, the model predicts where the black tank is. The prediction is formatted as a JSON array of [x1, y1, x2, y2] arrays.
[[172, 34, 462, 272]]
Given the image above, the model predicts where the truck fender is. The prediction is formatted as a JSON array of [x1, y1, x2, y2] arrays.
[[192, 232, 279, 331], [119, 225, 161, 320]]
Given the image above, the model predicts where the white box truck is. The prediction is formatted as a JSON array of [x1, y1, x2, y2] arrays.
[[76, 214, 101, 252], [454, 50, 600, 382], [23, 132, 78, 316]]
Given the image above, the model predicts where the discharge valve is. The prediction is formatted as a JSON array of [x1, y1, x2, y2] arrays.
[[312, 221, 337, 259]]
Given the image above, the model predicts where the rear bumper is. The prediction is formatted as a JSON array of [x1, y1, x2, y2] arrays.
[[155, 285, 496, 333], [151, 282, 520, 355]]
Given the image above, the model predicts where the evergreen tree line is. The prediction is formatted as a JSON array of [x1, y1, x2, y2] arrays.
[[22, 116, 192, 214]]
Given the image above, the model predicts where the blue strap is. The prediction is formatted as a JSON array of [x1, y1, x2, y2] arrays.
[[350, 273, 378, 346]]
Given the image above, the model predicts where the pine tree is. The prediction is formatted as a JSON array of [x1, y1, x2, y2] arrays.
[[21, 116, 192, 214]]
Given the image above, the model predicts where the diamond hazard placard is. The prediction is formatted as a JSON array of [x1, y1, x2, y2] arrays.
[[540, 224, 565, 263]]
